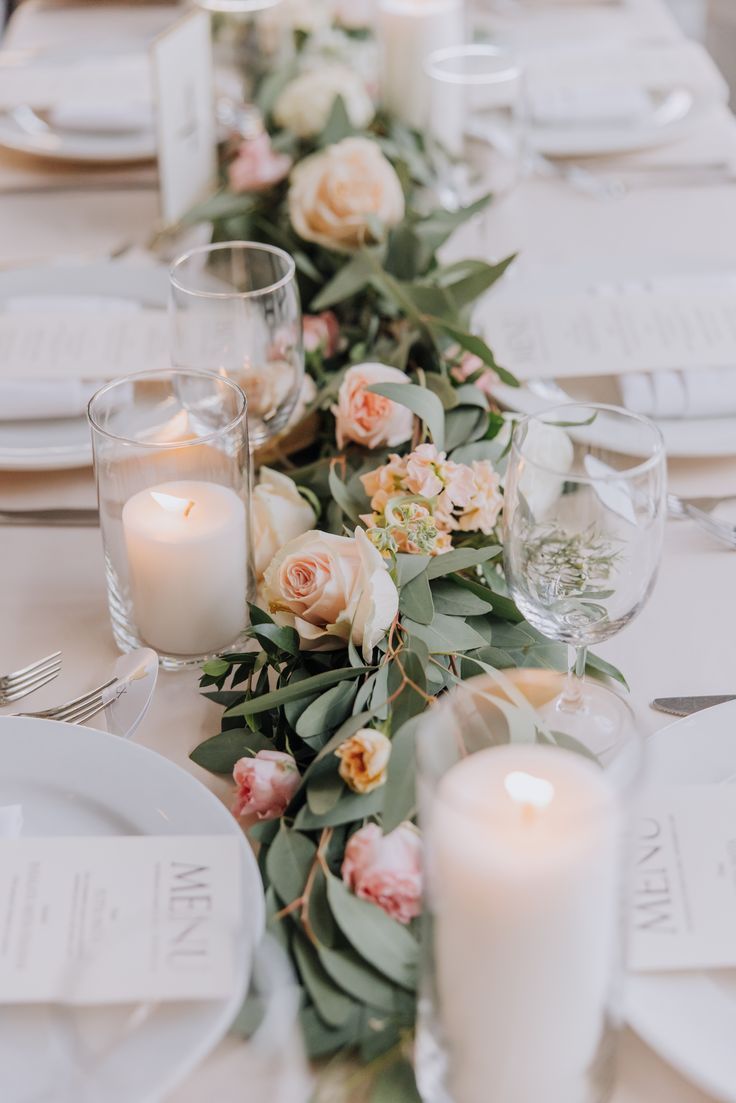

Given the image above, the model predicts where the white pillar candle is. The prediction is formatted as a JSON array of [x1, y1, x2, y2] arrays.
[[122, 480, 247, 657], [377, 0, 465, 129], [430, 743, 621, 1103]]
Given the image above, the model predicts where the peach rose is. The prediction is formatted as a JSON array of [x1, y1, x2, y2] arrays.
[[261, 527, 398, 660], [332, 363, 413, 450], [303, 311, 340, 356], [335, 729, 391, 794], [228, 132, 292, 193], [232, 750, 300, 820], [341, 822, 422, 925], [253, 468, 317, 579], [288, 137, 405, 252]]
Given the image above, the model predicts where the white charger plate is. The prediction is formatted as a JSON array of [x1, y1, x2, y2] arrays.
[[530, 87, 697, 158], [625, 699, 736, 1102], [0, 716, 264, 1103], [0, 104, 156, 163], [0, 261, 169, 471]]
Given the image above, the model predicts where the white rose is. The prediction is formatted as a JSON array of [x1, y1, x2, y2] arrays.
[[253, 468, 317, 579], [274, 65, 374, 139], [262, 527, 398, 660], [332, 362, 414, 449], [288, 136, 405, 251]]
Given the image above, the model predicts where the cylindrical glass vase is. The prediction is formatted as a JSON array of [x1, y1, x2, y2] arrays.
[[415, 669, 641, 1103], [88, 369, 251, 671]]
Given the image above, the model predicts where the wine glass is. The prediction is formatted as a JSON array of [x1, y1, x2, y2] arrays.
[[169, 242, 304, 449], [503, 402, 666, 754]]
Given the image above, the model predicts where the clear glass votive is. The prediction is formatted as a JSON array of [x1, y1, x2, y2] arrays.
[[424, 44, 524, 209], [415, 671, 641, 1103], [88, 370, 251, 671], [170, 242, 304, 449]]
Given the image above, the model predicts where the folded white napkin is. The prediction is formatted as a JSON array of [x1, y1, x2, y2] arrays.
[[0, 805, 23, 838], [528, 85, 652, 127], [620, 368, 736, 420], [47, 99, 154, 135]]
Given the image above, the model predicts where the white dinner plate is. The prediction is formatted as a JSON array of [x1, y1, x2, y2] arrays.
[[0, 103, 156, 163], [0, 716, 264, 1103], [489, 376, 736, 459], [625, 699, 736, 1102], [530, 87, 697, 158], [0, 261, 169, 471]]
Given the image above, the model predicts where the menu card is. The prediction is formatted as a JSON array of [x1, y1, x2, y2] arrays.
[[629, 786, 736, 973], [0, 836, 243, 1004], [0, 307, 169, 381], [482, 282, 736, 382]]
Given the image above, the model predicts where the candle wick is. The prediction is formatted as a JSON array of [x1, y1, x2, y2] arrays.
[[183, 500, 196, 519]]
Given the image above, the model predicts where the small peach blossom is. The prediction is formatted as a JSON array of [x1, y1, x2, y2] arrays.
[[336, 729, 391, 794]]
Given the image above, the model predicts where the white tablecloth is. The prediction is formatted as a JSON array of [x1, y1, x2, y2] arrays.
[[1, 1, 734, 1101]]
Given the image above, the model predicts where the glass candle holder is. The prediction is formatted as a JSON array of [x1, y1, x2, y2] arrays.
[[424, 44, 524, 209], [415, 670, 641, 1103], [88, 370, 251, 671], [169, 242, 304, 450]]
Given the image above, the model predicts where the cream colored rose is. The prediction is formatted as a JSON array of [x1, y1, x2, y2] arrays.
[[335, 729, 391, 794], [274, 65, 374, 140], [261, 527, 398, 659], [332, 362, 414, 449], [253, 468, 317, 580], [288, 137, 405, 252]]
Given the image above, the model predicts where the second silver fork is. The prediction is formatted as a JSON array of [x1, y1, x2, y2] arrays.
[[16, 677, 120, 726]]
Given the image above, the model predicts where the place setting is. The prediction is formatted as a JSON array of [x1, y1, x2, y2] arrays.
[[2, 0, 736, 1102]]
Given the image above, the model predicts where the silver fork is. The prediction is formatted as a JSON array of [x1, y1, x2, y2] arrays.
[[668, 493, 736, 549], [16, 677, 119, 725], [0, 651, 62, 705]]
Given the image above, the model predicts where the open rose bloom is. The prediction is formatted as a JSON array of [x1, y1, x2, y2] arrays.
[[261, 527, 398, 660], [342, 822, 422, 925], [332, 362, 414, 449]]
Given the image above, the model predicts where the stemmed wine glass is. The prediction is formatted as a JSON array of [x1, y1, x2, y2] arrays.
[[503, 402, 666, 754], [169, 242, 304, 450]]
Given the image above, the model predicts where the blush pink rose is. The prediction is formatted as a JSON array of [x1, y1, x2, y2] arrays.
[[341, 822, 422, 925], [303, 311, 340, 356], [228, 132, 292, 194], [232, 750, 300, 820], [332, 362, 414, 450], [450, 350, 499, 399]]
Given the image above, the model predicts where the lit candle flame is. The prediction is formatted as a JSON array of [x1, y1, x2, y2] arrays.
[[150, 491, 196, 519], [504, 771, 555, 818]]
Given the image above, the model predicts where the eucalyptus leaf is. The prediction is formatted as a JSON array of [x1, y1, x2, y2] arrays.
[[265, 826, 316, 908], [444, 405, 490, 452], [394, 553, 431, 587], [430, 578, 494, 616], [307, 768, 345, 816], [295, 787, 384, 829], [328, 464, 364, 523], [189, 728, 272, 774], [300, 1005, 360, 1058], [293, 933, 357, 1027], [370, 1056, 422, 1103], [326, 871, 418, 990], [225, 667, 372, 718], [367, 382, 445, 450], [436, 254, 516, 310], [308, 866, 339, 947], [399, 571, 434, 625], [425, 545, 500, 580], [316, 944, 397, 1013], [382, 715, 420, 833], [296, 679, 359, 744], [403, 612, 488, 654], [310, 250, 375, 311]]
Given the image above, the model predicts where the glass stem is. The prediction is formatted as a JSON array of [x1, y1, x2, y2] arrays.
[[560, 644, 587, 712]]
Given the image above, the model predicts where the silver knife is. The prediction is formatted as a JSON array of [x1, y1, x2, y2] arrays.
[[651, 695, 736, 717], [0, 508, 99, 527]]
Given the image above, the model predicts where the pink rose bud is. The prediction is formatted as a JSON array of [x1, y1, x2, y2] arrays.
[[232, 750, 300, 820], [228, 132, 292, 194], [303, 311, 340, 357], [341, 821, 422, 925]]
